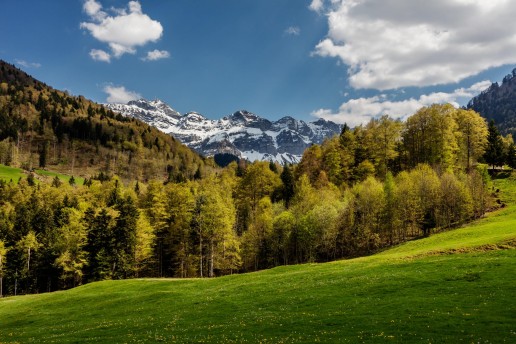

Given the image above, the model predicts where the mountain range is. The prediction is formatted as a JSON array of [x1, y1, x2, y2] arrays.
[[105, 99, 342, 163]]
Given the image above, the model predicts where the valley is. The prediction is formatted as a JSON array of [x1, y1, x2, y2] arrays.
[[1, 174, 515, 343], [3, 0, 516, 342]]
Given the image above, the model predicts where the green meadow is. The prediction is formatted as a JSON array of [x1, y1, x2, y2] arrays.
[[0, 165, 24, 182], [0, 164, 84, 185], [34, 169, 85, 185], [0, 176, 515, 343]]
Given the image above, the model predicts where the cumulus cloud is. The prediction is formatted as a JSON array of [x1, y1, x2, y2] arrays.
[[309, 0, 325, 13], [83, 0, 105, 20], [81, 0, 163, 60], [15, 59, 41, 69], [312, 80, 492, 126], [89, 49, 111, 62], [104, 85, 142, 104], [312, 0, 516, 90], [142, 49, 170, 61], [284, 26, 301, 36]]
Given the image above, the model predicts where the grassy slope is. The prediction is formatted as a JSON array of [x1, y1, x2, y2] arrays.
[[0, 165, 24, 182], [34, 169, 85, 185], [1, 178, 515, 343], [0, 164, 85, 185]]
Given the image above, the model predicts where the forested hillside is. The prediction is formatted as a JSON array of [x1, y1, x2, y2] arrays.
[[0, 101, 502, 296], [0, 60, 206, 181], [467, 68, 516, 137]]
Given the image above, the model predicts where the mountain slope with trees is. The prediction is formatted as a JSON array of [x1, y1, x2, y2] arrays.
[[0, 102, 500, 296], [0, 60, 508, 300], [0, 60, 207, 181], [467, 68, 516, 137]]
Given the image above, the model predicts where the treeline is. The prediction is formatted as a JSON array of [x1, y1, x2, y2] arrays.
[[0, 161, 495, 296], [0, 162, 494, 295], [0, 60, 206, 181]]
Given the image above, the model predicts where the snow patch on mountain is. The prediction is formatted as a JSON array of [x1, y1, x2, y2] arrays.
[[105, 99, 342, 163]]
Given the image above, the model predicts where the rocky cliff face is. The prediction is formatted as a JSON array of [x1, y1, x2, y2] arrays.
[[105, 100, 341, 163]]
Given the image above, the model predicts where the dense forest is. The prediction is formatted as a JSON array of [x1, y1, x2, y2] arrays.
[[2, 61, 515, 296], [1, 99, 510, 295], [0, 60, 207, 182]]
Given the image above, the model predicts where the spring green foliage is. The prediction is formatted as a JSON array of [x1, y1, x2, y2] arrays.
[[0, 105, 500, 295], [0, 60, 206, 181], [0, 177, 514, 342], [0, 61, 511, 299]]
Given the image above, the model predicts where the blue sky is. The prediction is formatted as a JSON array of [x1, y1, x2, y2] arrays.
[[2, 0, 515, 125]]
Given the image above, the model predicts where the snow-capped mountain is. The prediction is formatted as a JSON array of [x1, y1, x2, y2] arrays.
[[105, 99, 342, 163]]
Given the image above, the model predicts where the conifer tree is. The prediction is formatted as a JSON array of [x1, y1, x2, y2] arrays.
[[507, 143, 516, 169], [484, 120, 505, 169], [280, 164, 295, 208], [51, 176, 62, 188]]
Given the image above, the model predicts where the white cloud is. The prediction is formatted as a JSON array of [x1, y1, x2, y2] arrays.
[[284, 26, 300, 36], [313, 0, 516, 90], [104, 85, 142, 103], [142, 49, 170, 61], [15, 59, 41, 69], [309, 0, 324, 13], [312, 80, 492, 126], [81, 0, 163, 59], [83, 0, 105, 20], [89, 49, 111, 62]]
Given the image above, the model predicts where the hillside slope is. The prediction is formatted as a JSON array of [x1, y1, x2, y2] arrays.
[[0, 60, 206, 181], [1, 177, 515, 343], [467, 68, 516, 136]]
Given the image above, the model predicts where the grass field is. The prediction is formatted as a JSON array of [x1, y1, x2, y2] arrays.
[[0, 164, 85, 185], [35, 169, 85, 185], [0, 164, 24, 182], [0, 177, 515, 343]]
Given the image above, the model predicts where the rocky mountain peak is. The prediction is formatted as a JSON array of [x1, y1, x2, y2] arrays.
[[105, 99, 342, 163]]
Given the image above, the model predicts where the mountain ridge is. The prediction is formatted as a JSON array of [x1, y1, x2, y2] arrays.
[[105, 99, 342, 163], [0, 60, 206, 181], [466, 68, 516, 136]]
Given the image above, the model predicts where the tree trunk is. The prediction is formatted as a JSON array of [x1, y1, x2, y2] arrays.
[[0, 255, 2, 297], [199, 235, 203, 278], [209, 239, 214, 278]]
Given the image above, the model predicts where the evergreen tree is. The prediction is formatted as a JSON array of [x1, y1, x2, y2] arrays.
[[51, 176, 62, 188], [484, 120, 505, 169], [39, 141, 48, 168], [269, 160, 278, 173], [112, 195, 139, 278], [507, 143, 516, 169], [27, 174, 36, 186], [85, 208, 115, 281], [280, 164, 295, 208]]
